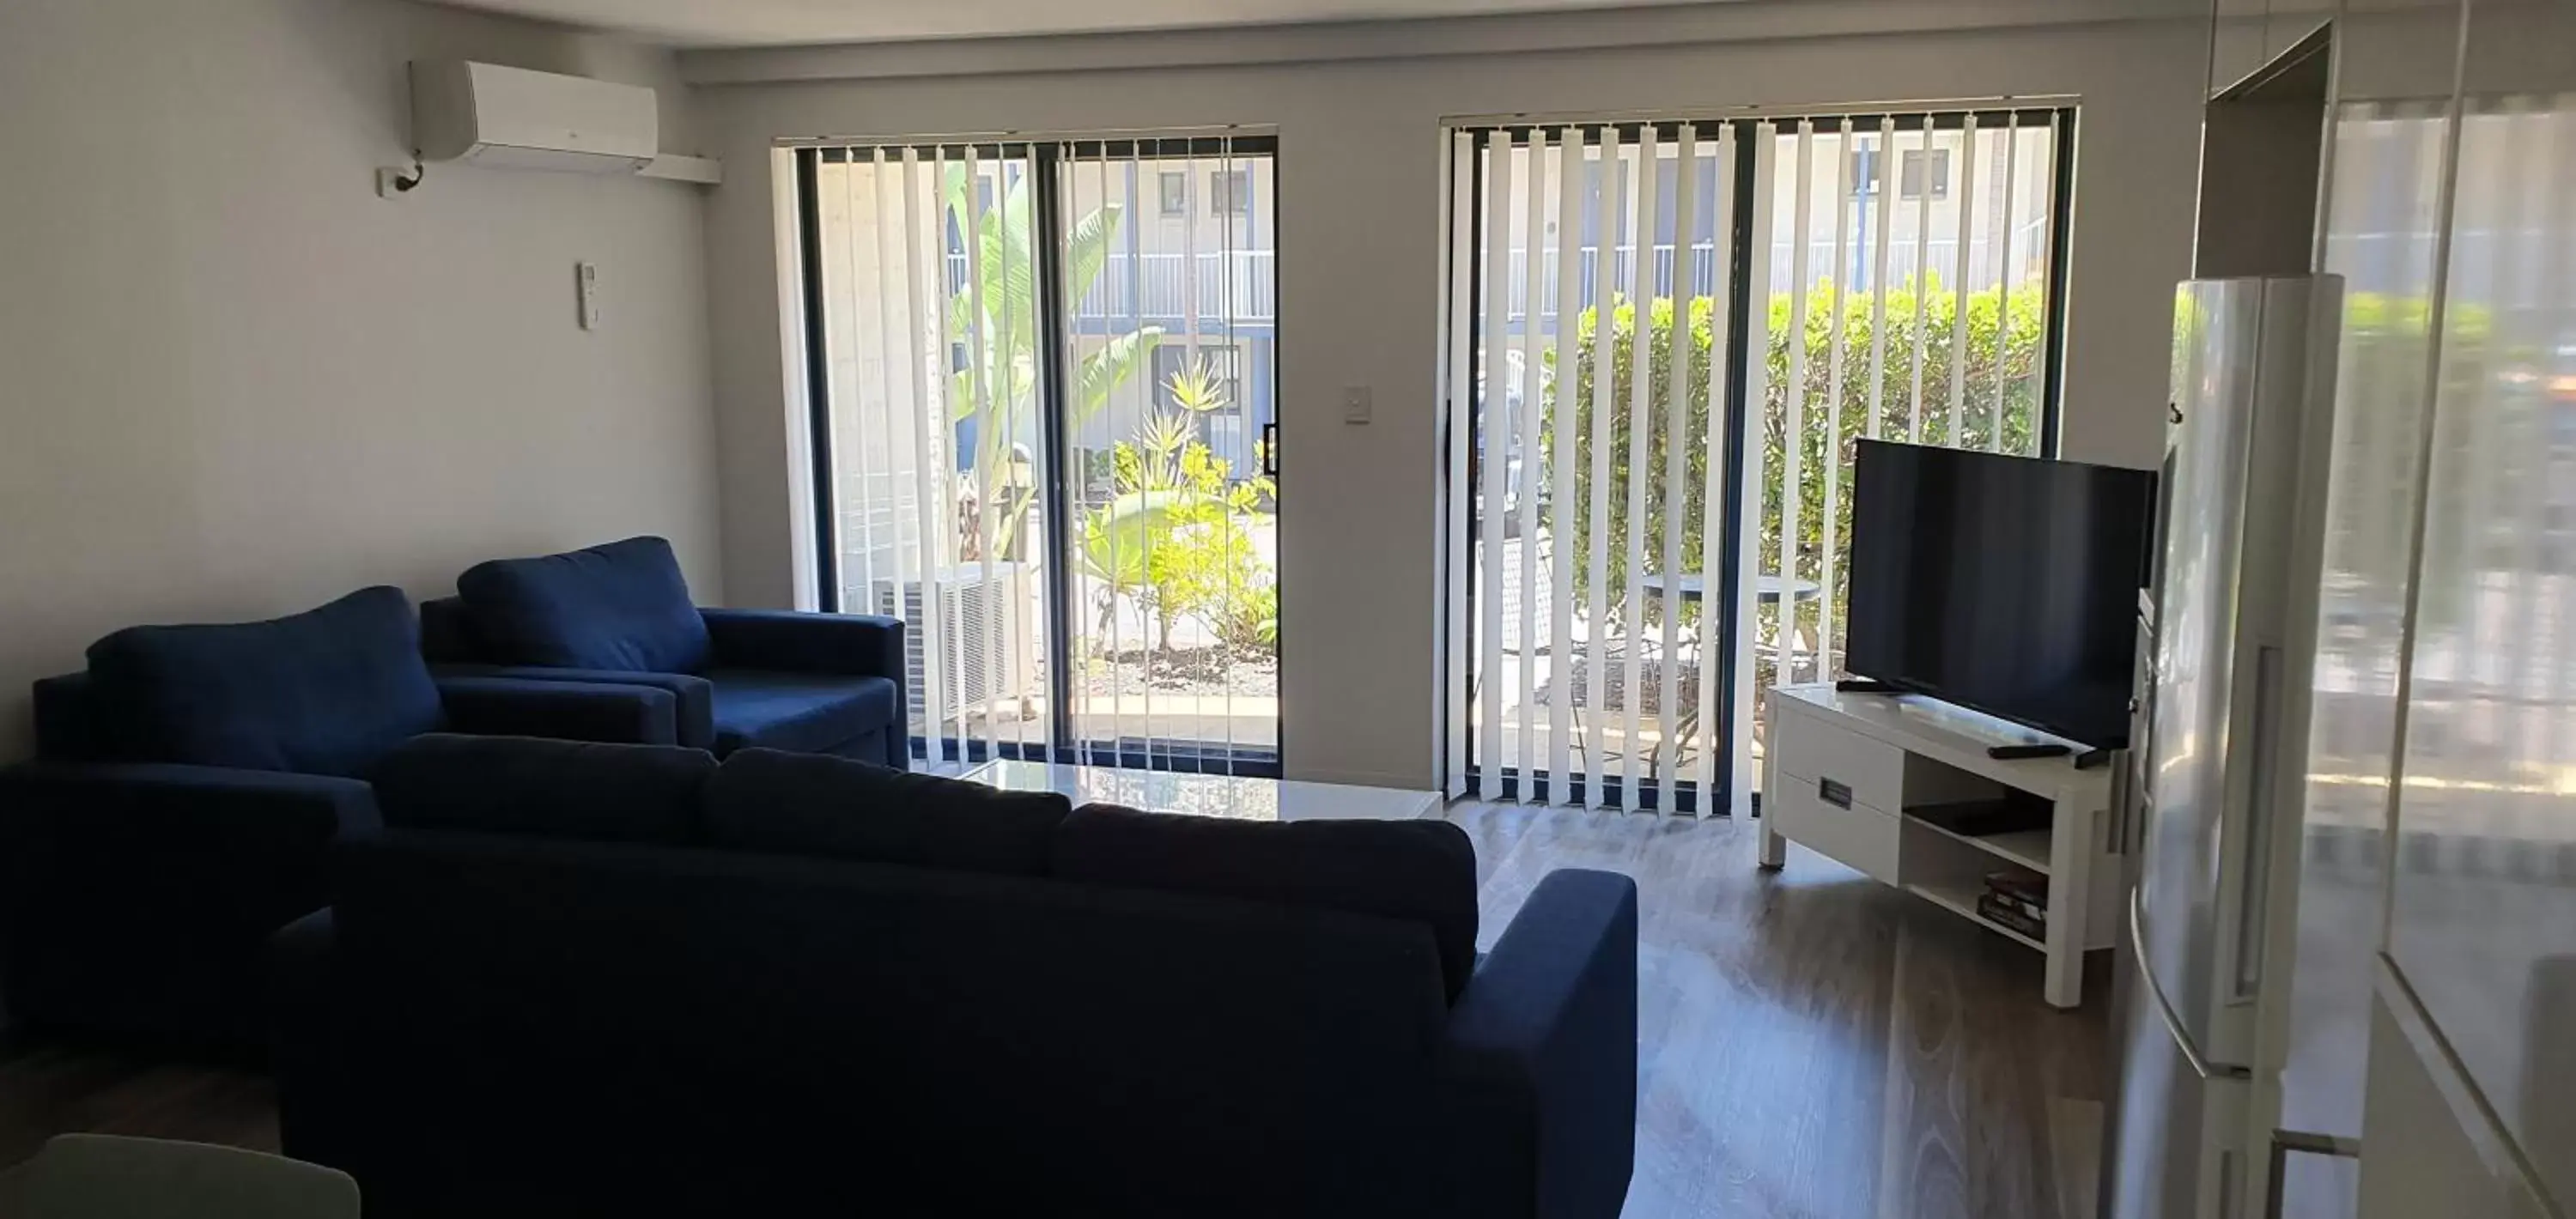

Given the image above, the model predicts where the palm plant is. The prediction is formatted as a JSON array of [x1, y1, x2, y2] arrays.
[[939, 166, 1160, 556]]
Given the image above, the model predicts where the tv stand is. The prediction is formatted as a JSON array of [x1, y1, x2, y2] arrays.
[[1757, 682, 2123, 1009], [1833, 677, 1900, 694]]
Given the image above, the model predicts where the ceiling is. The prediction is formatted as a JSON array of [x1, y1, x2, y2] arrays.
[[437, 0, 1734, 48]]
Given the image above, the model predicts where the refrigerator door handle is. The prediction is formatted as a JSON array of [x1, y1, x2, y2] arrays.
[[2263, 1130, 2362, 1219], [2131, 887, 2251, 1083], [2229, 644, 2286, 1004]]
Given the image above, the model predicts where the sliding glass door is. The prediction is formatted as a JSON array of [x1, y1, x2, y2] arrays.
[[1443, 108, 2071, 813], [798, 135, 1279, 773]]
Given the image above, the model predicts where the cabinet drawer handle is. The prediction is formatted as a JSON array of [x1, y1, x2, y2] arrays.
[[1818, 778, 1853, 809]]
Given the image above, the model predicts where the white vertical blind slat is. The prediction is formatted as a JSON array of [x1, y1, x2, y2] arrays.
[[919, 148, 961, 761], [1655, 125, 1699, 790], [1865, 117, 1896, 446], [1219, 136, 1241, 777], [1908, 119, 1935, 445], [1990, 118, 2019, 453], [1617, 127, 1662, 807], [1777, 121, 1813, 707], [1945, 115, 1979, 447], [1446, 130, 1477, 799], [2026, 112, 2062, 457], [1732, 124, 1777, 816], [834, 159, 872, 610], [1546, 127, 1585, 806], [1692, 126, 1735, 804], [1583, 136, 1624, 810], [866, 150, 908, 756], [1818, 125, 1854, 684], [959, 147, 1002, 763], [1478, 136, 1515, 797], [1516, 131, 1548, 798]]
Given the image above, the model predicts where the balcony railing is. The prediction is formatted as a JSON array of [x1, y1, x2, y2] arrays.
[[936, 221, 2052, 332]]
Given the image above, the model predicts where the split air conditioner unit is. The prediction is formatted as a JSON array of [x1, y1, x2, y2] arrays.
[[409, 61, 657, 174]]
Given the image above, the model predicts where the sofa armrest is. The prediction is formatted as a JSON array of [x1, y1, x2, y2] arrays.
[[701, 609, 904, 682], [0, 762, 381, 845], [1435, 868, 1638, 1219], [0, 763, 379, 1038], [435, 676, 679, 745], [270, 909, 349, 1169], [432, 665, 714, 749]]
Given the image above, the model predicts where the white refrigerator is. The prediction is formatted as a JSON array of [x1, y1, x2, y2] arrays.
[[2105, 276, 2352, 1219]]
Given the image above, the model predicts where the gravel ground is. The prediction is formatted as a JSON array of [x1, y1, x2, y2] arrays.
[[1072, 646, 1280, 698]]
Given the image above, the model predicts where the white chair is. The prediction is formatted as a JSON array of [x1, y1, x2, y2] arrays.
[[3, 1135, 358, 1219]]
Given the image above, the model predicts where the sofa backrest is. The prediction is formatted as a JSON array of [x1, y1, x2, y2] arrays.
[[318, 735, 1458, 1212], [76, 587, 443, 776], [324, 830, 1448, 1213], [453, 536, 709, 674]]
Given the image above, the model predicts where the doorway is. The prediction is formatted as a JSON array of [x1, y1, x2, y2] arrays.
[[794, 134, 1281, 774]]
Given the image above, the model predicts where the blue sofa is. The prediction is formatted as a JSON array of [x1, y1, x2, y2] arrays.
[[273, 737, 1638, 1218], [421, 536, 909, 769], [0, 587, 682, 1046]]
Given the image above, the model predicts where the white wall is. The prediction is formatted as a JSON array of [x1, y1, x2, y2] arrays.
[[0, 0, 721, 757], [690, 15, 2208, 788]]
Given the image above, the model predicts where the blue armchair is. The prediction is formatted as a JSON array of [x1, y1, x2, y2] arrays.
[[422, 536, 909, 769], [0, 586, 682, 1045]]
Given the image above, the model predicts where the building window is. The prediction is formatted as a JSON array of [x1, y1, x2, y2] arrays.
[[1850, 147, 1953, 200], [1210, 169, 1250, 216], [1158, 171, 1188, 216], [1154, 345, 1245, 412], [1901, 149, 1952, 199]]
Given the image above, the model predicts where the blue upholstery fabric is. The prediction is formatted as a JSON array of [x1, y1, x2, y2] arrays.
[[432, 676, 681, 746], [1437, 870, 1640, 1219], [414, 596, 479, 665], [370, 734, 715, 845], [438, 665, 714, 749], [706, 669, 897, 758], [702, 748, 1067, 875], [276, 773, 1637, 1219], [82, 586, 444, 777], [30, 672, 106, 762], [456, 537, 710, 674], [1051, 803, 1483, 1003], [0, 762, 378, 1045], [701, 609, 904, 677]]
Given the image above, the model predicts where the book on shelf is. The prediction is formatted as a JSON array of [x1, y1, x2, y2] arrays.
[[1977, 892, 2047, 940]]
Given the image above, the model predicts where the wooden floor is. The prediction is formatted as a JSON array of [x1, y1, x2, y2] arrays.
[[0, 801, 2108, 1218]]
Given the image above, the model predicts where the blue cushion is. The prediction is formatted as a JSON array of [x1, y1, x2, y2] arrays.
[[371, 733, 715, 845], [82, 586, 444, 776], [702, 749, 1069, 875], [707, 670, 896, 756], [455, 537, 710, 674], [1050, 804, 1482, 1003]]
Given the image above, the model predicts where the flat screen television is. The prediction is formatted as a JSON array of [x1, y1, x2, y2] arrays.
[[1844, 440, 2158, 749]]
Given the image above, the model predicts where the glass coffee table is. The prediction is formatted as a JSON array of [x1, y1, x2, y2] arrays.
[[959, 759, 1440, 823]]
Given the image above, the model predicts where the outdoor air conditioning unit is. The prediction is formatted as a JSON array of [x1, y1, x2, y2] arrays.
[[409, 61, 657, 173], [871, 567, 1036, 719]]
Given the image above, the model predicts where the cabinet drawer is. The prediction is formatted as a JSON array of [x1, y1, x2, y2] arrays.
[[1771, 709, 1905, 816], [1770, 771, 1899, 882]]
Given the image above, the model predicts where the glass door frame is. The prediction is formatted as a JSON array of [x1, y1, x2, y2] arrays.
[[793, 134, 1285, 778]]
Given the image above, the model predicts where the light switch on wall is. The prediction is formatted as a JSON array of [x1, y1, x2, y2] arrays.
[[575, 262, 600, 331], [1342, 385, 1372, 424]]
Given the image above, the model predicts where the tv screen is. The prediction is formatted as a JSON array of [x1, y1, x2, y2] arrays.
[[1844, 440, 2157, 749]]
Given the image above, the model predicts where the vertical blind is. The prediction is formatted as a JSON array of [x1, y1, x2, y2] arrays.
[[803, 136, 1281, 773], [1444, 108, 2070, 813], [807, 143, 1050, 767]]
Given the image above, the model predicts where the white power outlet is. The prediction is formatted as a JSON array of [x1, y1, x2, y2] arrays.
[[575, 262, 600, 331]]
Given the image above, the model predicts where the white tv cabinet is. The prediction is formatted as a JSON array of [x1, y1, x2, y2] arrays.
[[1758, 683, 2123, 1009]]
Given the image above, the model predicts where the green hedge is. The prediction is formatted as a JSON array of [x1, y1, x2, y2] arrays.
[[1542, 277, 2049, 653]]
